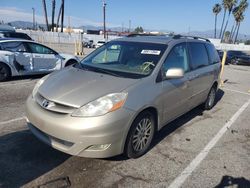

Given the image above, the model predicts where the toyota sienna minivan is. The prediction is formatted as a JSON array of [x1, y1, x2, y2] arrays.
[[26, 35, 221, 158]]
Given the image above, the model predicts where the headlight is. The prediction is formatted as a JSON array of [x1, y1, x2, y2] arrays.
[[32, 75, 49, 98], [72, 93, 127, 117]]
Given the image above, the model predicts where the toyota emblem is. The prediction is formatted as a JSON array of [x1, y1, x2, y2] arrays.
[[42, 99, 50, 108]]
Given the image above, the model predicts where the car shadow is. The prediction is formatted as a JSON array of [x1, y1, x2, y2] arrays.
[[0, 130, 69, 188], [109, 89, 224, 161], [214, 175, 250, 188]]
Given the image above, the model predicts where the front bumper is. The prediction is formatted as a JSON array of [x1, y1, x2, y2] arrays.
[[26, 95, 135, 158]]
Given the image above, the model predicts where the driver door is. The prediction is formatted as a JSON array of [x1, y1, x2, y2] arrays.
[[159, 43, 193, 126], [25, 42, 61, 71]]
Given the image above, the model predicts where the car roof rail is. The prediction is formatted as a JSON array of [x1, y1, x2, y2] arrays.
[[127, 33, 165, 37], [172, 34, 211, 42]]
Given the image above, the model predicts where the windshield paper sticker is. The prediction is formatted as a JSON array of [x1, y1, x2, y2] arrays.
[[141, 50, 161, 55]]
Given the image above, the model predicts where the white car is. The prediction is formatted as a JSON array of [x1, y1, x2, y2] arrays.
[[0, 39, 79, 81]]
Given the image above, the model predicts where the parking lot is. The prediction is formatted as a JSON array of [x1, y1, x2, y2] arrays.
[[0, 64, 249, 187]]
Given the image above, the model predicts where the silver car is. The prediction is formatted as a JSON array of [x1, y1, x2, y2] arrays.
[[26, 35, 221, 158], [0, 39, 79, 81]]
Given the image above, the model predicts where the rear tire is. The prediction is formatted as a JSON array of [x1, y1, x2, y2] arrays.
[[0, 63, 11, 82], [203, 86, 217, 110], [124, 111, 155, 158]]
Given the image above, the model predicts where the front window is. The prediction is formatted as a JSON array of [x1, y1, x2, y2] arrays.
[[80, 41, 167, 78], [27, 43, 55, 54]]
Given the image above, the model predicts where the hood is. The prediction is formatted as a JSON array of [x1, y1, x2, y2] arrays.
[[38, 67, 139, 107]]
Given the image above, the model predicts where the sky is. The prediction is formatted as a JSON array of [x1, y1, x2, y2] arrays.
[[0, 0, 249, 34]]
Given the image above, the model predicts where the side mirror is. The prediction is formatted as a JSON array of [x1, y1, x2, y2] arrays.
[[165, 68, 184, 79]]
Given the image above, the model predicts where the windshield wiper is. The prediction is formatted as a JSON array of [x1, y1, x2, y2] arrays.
[[92, 67, 123, 77]]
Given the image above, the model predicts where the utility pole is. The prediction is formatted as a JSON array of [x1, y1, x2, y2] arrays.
[[103, 0, 106, 40], [56, 4, 62, 32], [61, 0, 65, 32], [51, 0, 56, 32], [42, 0, 49, 31], [129, 19, 131, 33], [32, 8, 35, 30]]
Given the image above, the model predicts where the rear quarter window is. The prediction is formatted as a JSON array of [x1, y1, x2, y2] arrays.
[[205, 44, 220, 64], [188, 42, 209, 69]]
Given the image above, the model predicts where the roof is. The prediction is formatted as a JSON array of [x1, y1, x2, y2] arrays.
[[0, 38, 37, 45], [114, 34, 210, 44], [114, 35, 173, 44]]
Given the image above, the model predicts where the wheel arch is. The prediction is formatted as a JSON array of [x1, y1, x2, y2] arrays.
[[122, 106, 159, 152], [0, 61, 12, 77], [64, 58, 78, 67]]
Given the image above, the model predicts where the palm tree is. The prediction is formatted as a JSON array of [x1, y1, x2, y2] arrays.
[[234, 14, 245, 43], [213, 4, 222, 38], [51, 0, 56, 32], [234, 0, 249, 43], [230, 6, 240, 41], [219, 0, 229, 38], [42, 0, 49, 31], [221, 0, 237, 40]]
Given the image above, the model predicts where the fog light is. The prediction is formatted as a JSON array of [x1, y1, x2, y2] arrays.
[[86, 144, 111, 151]]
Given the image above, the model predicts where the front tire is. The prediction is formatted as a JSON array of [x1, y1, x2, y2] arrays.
[[0, 63, 11, 82], [125, 111, 155, 158], [204, 86, 217, 110]]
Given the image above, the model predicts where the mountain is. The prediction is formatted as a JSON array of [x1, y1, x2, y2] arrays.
[[6, 21, 250, 40], [181, 29, 250, 40], [7, 21, 46, 30]]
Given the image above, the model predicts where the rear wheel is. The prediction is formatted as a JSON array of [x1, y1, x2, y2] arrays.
[[204, 86, 217, 110], [0, 63, 11, 82], [125, 111, 155, 158]]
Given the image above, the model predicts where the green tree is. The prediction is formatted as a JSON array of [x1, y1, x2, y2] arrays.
[[213, 4, 222, 38], [233, 0, 248, 43], [221, 0, 237, 40], [134, 26, 144, 33]]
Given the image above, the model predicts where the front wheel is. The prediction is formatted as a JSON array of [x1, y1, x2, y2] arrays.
[[125, 111, 155, 158], [203, 86, 217, 110], [0, 63, 11, 82]]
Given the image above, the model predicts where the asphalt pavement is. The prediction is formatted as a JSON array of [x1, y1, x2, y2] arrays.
[[0, 65, 249, 188]]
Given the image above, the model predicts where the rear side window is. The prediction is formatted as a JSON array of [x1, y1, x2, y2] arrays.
[[205, 44, 220, 64], [188, 42, 209, 69]]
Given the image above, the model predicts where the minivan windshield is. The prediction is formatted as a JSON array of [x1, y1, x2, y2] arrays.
[[79, 41, 167, 78]]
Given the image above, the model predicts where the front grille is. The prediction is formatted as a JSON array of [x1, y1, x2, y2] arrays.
[[35, 93, 77, 114]]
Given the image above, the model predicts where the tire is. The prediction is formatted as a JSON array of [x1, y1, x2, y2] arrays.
[[125, 111, 155, 158], [65, 60, 77, 67], [203, 86, 217, 110], [0, 63, 11, 82]]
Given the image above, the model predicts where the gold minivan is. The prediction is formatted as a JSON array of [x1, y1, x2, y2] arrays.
[[26, 35, 221, 158]]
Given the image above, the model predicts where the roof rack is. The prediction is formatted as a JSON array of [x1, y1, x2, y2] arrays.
[[172, 34, 211, 42], [127, 33, 165, 37]]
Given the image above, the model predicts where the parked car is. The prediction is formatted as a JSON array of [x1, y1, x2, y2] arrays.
[[95, 40, 106, 48], [227, 50, 250, 66], [0, 31, 32, 40], [26, 35, 221, 159], [0, 39, 79, 81], [82, 38, 95, 48]]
